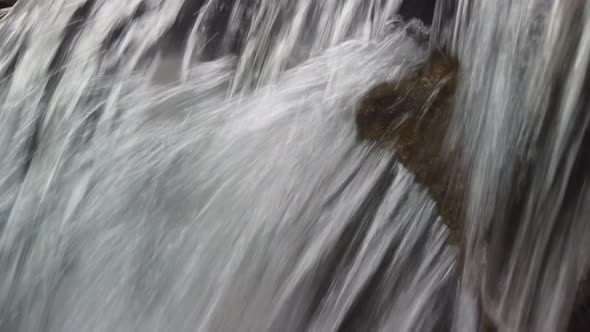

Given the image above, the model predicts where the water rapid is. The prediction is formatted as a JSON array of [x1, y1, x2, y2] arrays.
[[438, 1, 590, 330], [0, 0, 588, 331]]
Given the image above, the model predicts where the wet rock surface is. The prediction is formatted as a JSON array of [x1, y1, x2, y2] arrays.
[[355, 52, 463, 244]]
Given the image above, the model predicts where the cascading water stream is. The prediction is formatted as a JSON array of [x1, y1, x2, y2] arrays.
[[436, 1, 590, 331], [0, 1, 457, 331], [0, 0, 588, 331]]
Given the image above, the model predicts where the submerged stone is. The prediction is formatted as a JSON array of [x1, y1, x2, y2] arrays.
[[356, 51, 463, 244]]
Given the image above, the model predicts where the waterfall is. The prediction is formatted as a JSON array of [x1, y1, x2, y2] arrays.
[[438, 1, 590, 331], [0, 0, 588, 331], [0, 1, 457, 331]]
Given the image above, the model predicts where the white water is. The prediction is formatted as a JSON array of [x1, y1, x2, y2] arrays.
[[438, 0, 590, 331], [1, 0, 589, 331], [0, 1, 457, 331]]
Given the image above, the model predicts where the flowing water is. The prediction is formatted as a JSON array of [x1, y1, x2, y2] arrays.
[[0, 0, 587, 331], [437, 1, 590, 331]]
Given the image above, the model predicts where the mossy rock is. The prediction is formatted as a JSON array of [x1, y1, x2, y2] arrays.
[[356, 51, 464, 244]]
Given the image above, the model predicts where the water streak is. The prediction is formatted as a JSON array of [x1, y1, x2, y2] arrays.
[[437, 0, 590, 330]]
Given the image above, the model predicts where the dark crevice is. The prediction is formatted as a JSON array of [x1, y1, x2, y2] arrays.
[[399, 0, 437, 25], [0, 0, 16, 10]]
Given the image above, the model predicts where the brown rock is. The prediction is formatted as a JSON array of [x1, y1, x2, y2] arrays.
[[356, 51, 464, 244]]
